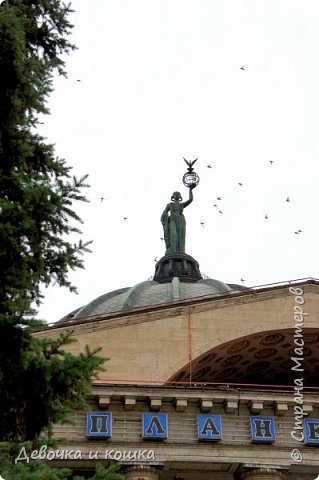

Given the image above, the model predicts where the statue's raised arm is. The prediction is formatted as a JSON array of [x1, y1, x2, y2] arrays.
[[181, 184, 195, 208]]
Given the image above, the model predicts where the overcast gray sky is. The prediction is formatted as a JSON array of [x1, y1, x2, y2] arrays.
[[37, 0, 319, 323]]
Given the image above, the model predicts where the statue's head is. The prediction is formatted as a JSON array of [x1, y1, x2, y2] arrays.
[[171, 191, 182, 202]]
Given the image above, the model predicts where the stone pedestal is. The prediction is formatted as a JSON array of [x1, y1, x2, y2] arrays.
[[124, 465, 161, 480], [234, 467, 286, 480], [154, 253, 202, 283]]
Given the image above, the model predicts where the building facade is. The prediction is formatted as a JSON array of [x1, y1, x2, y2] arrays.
[[36, 182, 319, 479]]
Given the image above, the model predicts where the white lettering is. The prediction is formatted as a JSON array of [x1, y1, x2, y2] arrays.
[[113, 451, 122, 461], [46, 451, 55, 461], [294, 347, 303, 356], [291, 358, 304, 371], [147, 450, 156, 460], [30, 450, 39, 460], [55, 450, 65, 460], [105, 450, 114, 459], [294, 406, 308, 416], [121, 451, 133, 461], [291, 430, 304, 442], [15, 446, 156, 463], [130, 451, 138, 460], [294, 328, 303, 337], [15, 447, 30, 464], [89, 450, 99, 459], [294, 337, 304, 347], [137, 450, 148, 460], [39, 445, 47, 459], [294, 305, 308, 316], [74, 450, 82, 460], [294, 416, 305, 430], [64, 450, 75, 460], [289, 286, 303, 296], [290, 287, 307, 451]]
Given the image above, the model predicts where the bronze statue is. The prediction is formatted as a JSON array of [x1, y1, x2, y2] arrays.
[[161, 185, 195, 254]]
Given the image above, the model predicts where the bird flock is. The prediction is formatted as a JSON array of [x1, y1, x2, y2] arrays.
[[202, 158, 303, 237], [200, 151, 305, 283]]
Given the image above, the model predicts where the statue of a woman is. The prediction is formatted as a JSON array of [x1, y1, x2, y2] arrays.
[[161, 186, 194, 254]]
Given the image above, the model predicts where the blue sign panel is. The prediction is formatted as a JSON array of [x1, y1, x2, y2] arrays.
[[250, 416, 276, 443], [304, 418, 319, 444], [86, 412, 112, 438], [197, 415, 222, 441], [143, 413, 168, 439]]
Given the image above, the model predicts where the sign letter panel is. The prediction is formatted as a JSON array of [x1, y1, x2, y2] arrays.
[[143, 413, 168, 439], [86, 412, 112, 438], [304, 419, 319, 444], [197, 415, 222, 441], [250, 416, 276, 443]]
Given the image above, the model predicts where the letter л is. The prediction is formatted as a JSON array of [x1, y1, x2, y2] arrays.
[[143, 413, 168, 439]]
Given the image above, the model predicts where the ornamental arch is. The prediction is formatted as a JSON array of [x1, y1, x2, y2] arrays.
[[167, 328, 319, 387]]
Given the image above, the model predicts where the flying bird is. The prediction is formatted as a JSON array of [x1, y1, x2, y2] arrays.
[[213, 204, 218, 208], [240, 278, 245, 283], [294, 229, 303, 234], [240, 65, 246, 71], [76, 79, 82, 82], [269, 160, 274, 165], [160, 237, 164, 241], [218, 210, 223, 214], [154, 257, 158, 262], [100, 197, 105, 202], [207, 164, 213, 168], [264, 214, 269, 220], [286, 197, 291, 202], [217, 197, 222, 201], [200, 222, 205, 227], [238, 182, 243, 187], [123, 217, 128, 222]]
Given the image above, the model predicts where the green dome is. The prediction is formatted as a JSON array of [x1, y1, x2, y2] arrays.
[[57, 277, 245, 325]]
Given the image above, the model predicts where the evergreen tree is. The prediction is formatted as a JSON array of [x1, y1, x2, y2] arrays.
[[0, 0, 91, 325], [0, 329, 106, 442], [0, 3, 120, 480], [0, 0, 102, 439]]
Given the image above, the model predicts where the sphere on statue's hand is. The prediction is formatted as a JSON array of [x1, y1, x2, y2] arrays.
[[182, 171, 200, 188]]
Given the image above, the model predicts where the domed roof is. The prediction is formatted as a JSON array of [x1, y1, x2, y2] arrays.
[[56, 181, 251, 325], [57, 276, 245, 325]]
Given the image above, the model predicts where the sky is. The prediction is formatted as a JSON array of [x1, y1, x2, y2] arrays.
[[36, 0, 319, 324]]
